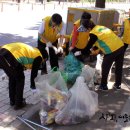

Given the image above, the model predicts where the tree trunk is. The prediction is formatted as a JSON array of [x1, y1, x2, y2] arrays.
[[95, 0, 106, 8]]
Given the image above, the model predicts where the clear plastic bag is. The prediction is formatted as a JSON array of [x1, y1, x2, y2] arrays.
[[81, 65, 101, 90], [81, 65, 95, 88], [55, 76, 98, 125], [95, 54, 103, 72], [36, 80, 68, 111], [27, 90, 40, 105], [35, 71, 68, 92], [36, 81, 68, 125], [95, 54, 112, 81]]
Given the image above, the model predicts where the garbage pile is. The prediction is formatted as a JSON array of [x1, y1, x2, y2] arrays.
[[36, 75, 98, 126], [34, 53, 101, 126]]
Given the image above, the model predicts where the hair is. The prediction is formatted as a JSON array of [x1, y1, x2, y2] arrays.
[[51, 13, 62, 25], [81, 11, 91, 20], [81, 19, 95, 29], [80, 12, 95, 29]]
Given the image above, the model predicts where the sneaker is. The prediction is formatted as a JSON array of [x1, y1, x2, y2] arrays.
[[99, 85, 108, 91], [113, 84, 121, 90], [14, 99, 26, 110]]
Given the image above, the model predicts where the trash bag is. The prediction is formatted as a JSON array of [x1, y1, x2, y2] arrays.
[[27, 90, 41, 105], [36, 82, 68, 110], [55, 76, 98, 125], [81, 65, 101, 90], [36, 82, 68, 125], [95, 54, 103, 72], [35, 71, 68, 92], [95, 54, 112, 81], [63, 53, 84, 84]]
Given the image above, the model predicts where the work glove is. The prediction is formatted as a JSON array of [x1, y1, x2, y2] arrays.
[[45, 45, 58, 55], [46, 42, 52, 47], [69, 46, 74, 51], [52, 46, 58, 54], [45, 46, 49, 55], [74, 51, 81, 56], [57, 46, 63, 54], [31, 88, 39, 95]]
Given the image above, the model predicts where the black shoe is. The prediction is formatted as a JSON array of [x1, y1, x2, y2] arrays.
[[99, 85, 108, 91], [10, 101, 15, 106], [14, 99, 26, 110], [113, 84, 121, 90]]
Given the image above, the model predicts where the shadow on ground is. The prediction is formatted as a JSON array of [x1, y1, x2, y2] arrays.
[[17, 88, 130, 130], [0, 21, 41, 47], [0, 33, 37, 47]]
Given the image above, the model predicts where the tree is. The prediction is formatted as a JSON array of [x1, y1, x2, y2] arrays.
[[95, 0, 106, 8]]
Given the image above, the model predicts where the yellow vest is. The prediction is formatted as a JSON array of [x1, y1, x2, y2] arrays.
[[71, 19, 90, 49], [40, 16, 63, 43], [2, 42, 43, 69], [122, 18, 130, 44], [90, 25, 124, 54]]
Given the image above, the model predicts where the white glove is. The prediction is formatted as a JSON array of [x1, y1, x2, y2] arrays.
[[52, 46, 58, 54], [46, 42, 52, 47], [74, 51, 81, 56], [69, 46, 74, 51], [45, 46, 49, 55], [31, 88, 38, 95], [57, 46, 63, 54], [45, 45, 58, 55]]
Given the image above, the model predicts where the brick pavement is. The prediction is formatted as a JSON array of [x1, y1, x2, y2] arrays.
[[0, 70, 31, 128]]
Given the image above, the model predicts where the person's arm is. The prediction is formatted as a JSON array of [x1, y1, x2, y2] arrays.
[[59, 22, 66, 36], [118, 22, 124, 37], [30, 56, 42, 89], [84, 33, 98, 55], [71, 25, 79, 48], [57, 22, 66, 45], [38, 20, 49, 43]]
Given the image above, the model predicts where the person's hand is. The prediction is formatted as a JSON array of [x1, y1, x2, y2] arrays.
[[90, 49, 100, 55], [57, 46, 63, 54], [31, 88, 38, 95], [69, 46, 74, 51], [74, 51, 81, 56], [52, 46, 58, 54], [46, 42, 52, 47]]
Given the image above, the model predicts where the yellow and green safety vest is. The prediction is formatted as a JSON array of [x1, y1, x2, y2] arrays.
[[90, 25, 124, 54], [122, 18, 130, 44], [39, 16, 63, 43], [2, 42, 43, 69]]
